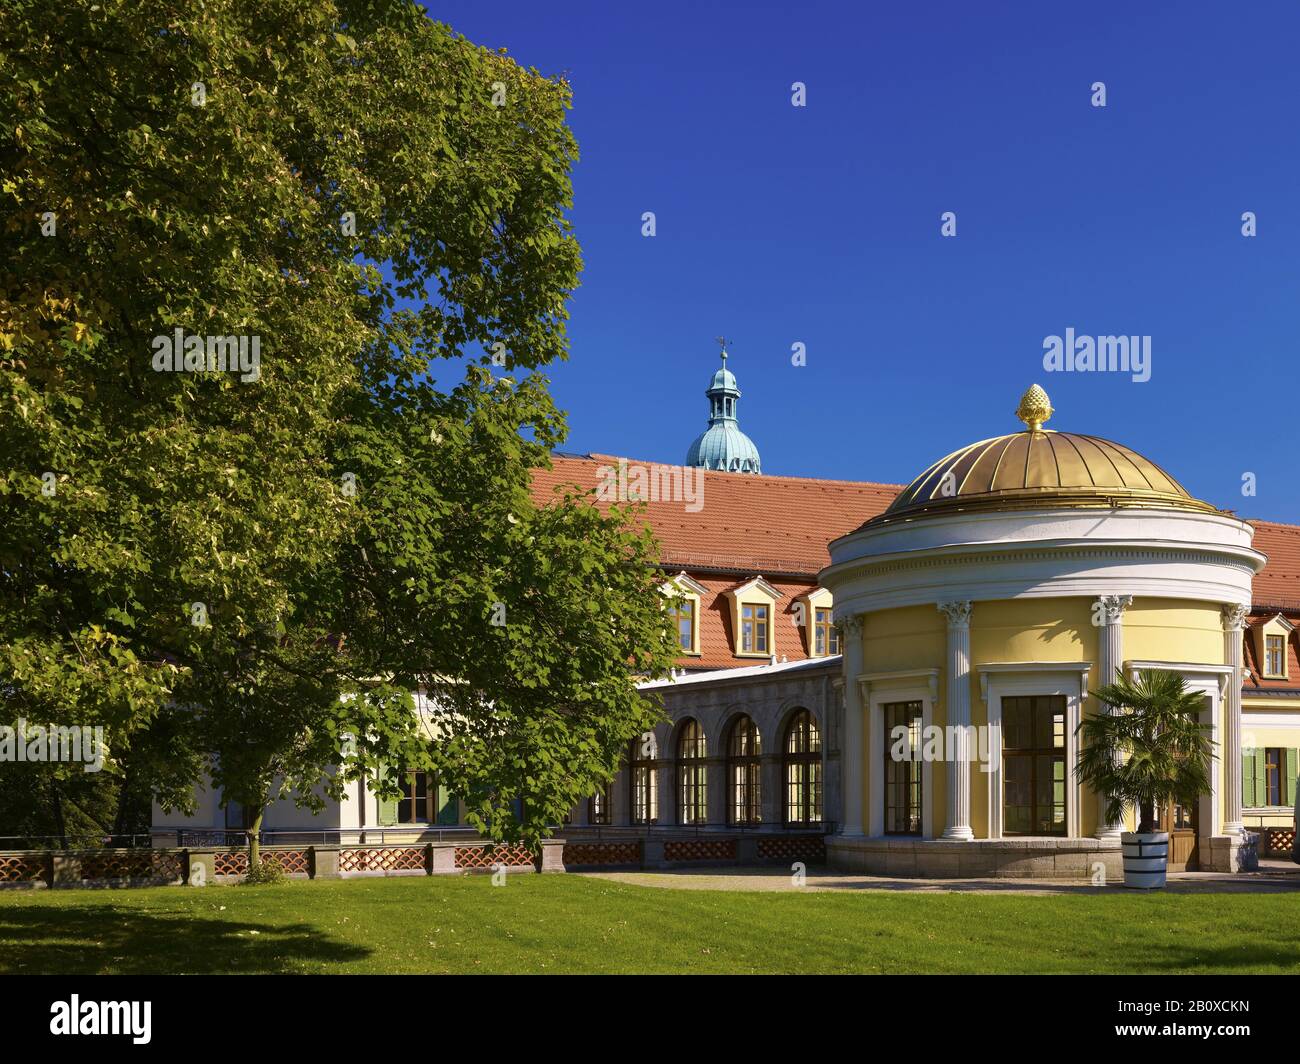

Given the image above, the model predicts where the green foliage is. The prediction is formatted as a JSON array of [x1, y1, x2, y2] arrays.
[[240, 860, 287, 887], [1076, 670, 1215, 833], [0, 1, 674, 847]]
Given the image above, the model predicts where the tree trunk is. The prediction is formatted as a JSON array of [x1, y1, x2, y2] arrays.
[[1139, 799, 1157, 834], [247, 805, 265, 868], [51, 783, 66, 847]]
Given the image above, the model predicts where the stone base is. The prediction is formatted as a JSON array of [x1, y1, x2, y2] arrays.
[[1200, 832, 1259, 873], [826, 835, 1123, 880]]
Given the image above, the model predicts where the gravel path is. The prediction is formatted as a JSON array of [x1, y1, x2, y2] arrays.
[[582, 860, 1300, 896]]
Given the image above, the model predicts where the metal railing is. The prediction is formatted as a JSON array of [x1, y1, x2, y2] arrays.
[[560, 822, 836, 841], [166, 827, 484, 848], [0, 833, 154, 851]]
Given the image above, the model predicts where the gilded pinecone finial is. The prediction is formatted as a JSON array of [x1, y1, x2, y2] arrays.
[[1016, 384, 1053, 432]]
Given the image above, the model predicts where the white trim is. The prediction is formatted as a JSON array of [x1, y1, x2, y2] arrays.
[[979, 665, 1090, 840], [1241, 710, 1300, 729], [859, 668, 941, 701]]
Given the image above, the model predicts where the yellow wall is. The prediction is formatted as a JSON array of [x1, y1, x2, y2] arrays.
[[859, 596, 1228, 840], [1123, 598, 1224, 667]]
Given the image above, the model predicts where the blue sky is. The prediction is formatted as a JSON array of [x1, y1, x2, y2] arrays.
[[438, 0, 1300, 522]]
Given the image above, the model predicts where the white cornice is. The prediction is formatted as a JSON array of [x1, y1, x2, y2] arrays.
[[821, 509, 1263, 617], [977, 661, 1092, 703], [858, 667, 940, 702]]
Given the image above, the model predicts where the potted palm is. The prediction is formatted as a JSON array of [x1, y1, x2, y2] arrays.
[[1076, 669, 1213, 889]]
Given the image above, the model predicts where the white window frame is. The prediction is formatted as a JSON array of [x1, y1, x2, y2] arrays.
[[860, 669, 939, 839], [978, 663, 1090, 840]]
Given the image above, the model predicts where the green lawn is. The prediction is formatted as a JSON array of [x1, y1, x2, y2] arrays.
[[1, 874, 1298, 974]]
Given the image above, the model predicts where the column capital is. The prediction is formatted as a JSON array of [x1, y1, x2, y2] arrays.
[[1221, 602, 1249, 632], [1093, 594, 1133, 626], [839, 614, 863, 637], [937, 600, 972, 628]]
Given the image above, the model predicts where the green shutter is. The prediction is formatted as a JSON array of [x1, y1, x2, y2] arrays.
[[375, 763, 398, 826], [1253, 748, 1268, 809], [1285, 749, 1298, 808], [436, 781, 458, 825], [1242, 749, 1257, 809]]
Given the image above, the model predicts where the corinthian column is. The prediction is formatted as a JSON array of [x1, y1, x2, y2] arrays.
[[1222, 603, 1248, 837], [938, 601, 974, 841], [839, 615, 865, 836], [1094, 594, 1132, 840]]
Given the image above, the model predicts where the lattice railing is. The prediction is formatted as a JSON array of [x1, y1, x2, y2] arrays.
[[339, 846, 427, 873], [1261, 826, 1296, 855], [0, 853, 47, 884], [663, 839, 737, 862], [562, 841, 642, 867], [80, 851, 182, 881], [455, 845, 534, 869], [757, 836, 826, 863], [212, 849, 310, 876], [263, 849, 310, 874]]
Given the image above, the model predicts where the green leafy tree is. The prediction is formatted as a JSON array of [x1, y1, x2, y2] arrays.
[[1, 1, 675, 859], [1076, 670, 1214, 834]]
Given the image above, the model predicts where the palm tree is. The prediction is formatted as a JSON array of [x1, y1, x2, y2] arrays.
[[1076, 670, 1214, 834]]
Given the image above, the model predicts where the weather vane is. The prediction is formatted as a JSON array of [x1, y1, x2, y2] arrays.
[[714, 335, 730, 360]]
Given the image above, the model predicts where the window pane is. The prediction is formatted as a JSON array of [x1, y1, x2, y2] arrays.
[[1001, 696, 1067, 836], [729, 717, 762, 824], [883, 702, 923, 835]]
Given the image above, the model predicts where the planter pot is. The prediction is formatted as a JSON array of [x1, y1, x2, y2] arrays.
[[1121, 831, 1168, 889]]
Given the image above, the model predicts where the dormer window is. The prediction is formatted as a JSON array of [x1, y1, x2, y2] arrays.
[[725, 576, 782, 658], [796, 588, 837, 657], [661, 572, 706, 656], [815, 608, 839, 656], [1253, 613, 1295, 680]]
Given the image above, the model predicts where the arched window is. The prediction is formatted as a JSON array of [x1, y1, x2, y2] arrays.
[[783, 710, 822, 826], [677, 719, 708, 824], [630, 733, 658, 825], [727, 716, 762, 825]]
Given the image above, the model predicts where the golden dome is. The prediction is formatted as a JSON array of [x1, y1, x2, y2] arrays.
[[871, 386, 1220, 524]]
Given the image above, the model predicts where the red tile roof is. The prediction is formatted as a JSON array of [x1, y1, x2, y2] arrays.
[[531, 454, 1300, 672], [531, 453, 900, 577], [1247, 522, 1300, 611]]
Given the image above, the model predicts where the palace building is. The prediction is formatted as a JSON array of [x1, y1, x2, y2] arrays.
[[153, 357, 1300, 878], [546, 374, 1300, 876]]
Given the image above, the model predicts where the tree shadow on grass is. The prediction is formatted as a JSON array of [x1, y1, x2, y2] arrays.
[[0, 906, 371, 974], [1127, 939, 1300, 974]]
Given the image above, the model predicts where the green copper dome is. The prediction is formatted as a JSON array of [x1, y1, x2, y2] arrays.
[[686, 348, 762, 474]]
